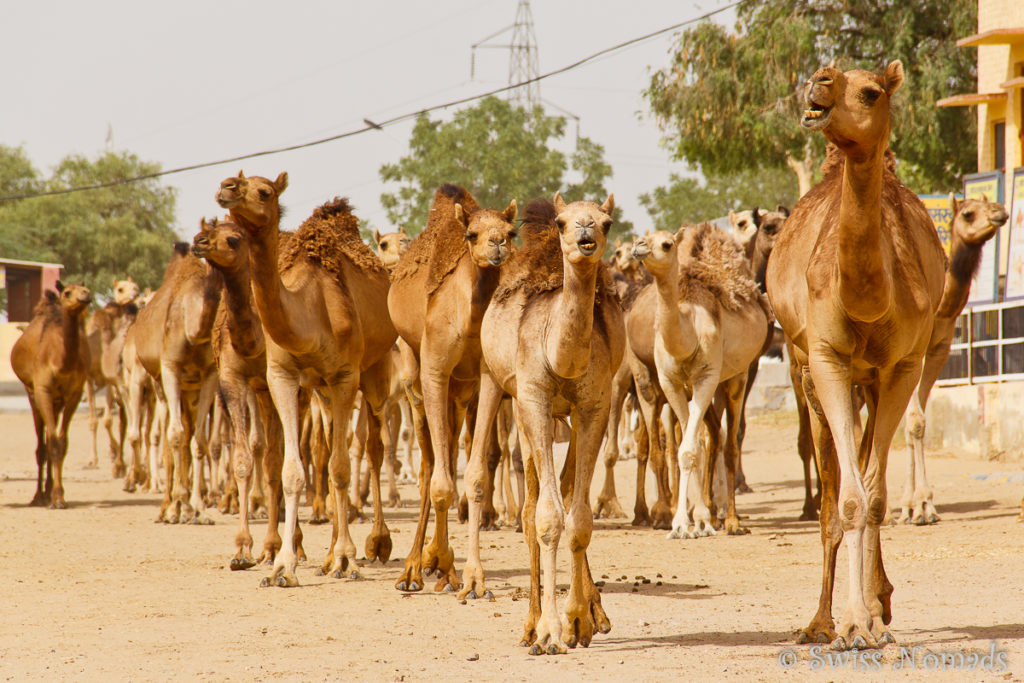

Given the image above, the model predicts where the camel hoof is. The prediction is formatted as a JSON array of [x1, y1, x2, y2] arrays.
[[443, 584, 454, 593], [878, 631, 896, 646], [467, 590, 477, 600], [831, 636, 848, 651], [314, 567, 325, 576], [330, 570, 343, 580], [276, 576, 289, 588], [798, 510, 818, 522], [850, 635, 868, 650], [736, 482, 753, 494], [259, 577, 271, 587], [548, 644, 562, 656], [349, 570, 361, 580], [191, 515, 214, 526], [567, 634, 577, 649], [484, 590, 494, 600], [230, 557, 256, 571], [528, 644, 542, 656]]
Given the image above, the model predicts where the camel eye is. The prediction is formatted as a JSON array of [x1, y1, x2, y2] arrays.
[[962, 211, 974, 222], [508, 230, 518, 240], [258, 188, 271, 199], [227, 236, 241, 249], [380, 240, 389, 249], [661, 241, 672, 250], [466, 232, 478, 243], [861, 87, 882, 105]]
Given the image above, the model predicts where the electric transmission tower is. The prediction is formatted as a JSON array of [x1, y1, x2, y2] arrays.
[[471, 0, 540, 108]]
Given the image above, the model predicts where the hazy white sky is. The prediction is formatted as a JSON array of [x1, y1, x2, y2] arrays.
[[2, 1, 736, 238]]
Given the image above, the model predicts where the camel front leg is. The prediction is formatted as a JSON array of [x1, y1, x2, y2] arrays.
[[160, 363, 191, 522], [594, 361, 629, 520], [397, 395, 417, 484], [719, 375, 750, 535], [359, 361, 395, 565], [123, 368, 147, 493], [85, 380, 100, 469], [188, 373, 218, 525], [322, 380, 361, 579], [395, 378, 435, 592], [459, 369, 503, 600], [27, 394, 48, 506], [516, 396, 567, 655], [664, 370, 717, 539], [562, 399, 612, 649], [33, 386, 62, 507], [222, 376, 255, 570]]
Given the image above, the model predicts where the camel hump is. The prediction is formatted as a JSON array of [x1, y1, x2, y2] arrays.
[[678, 223, 763, 313], [282, 197, 385, 277], [424, 185, 483, 294]]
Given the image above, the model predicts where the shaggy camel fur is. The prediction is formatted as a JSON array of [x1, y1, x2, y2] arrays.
[[217, 173, 396, 587], [388, 183, 517, 593], [84, 277, 140, 472], [462, 194, 624, 654], [632, 224, 769, 538], [11, 282, 92, 508], [191, 217, 301, 570], [766, 61, 946, 650], [123, 237, 221, 523], [898, 195, 1007, 524]]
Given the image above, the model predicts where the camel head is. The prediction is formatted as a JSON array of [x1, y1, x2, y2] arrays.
[[216, 170, 288, 233], [54, 281, 92, 314], [630, 230, 682, 276], [553, 192, 614, 266], [752, 205, 790, 244], [729, 209, 758, 250], [111, 276, 140, 306], [802, 61, 903, 158], [373, 225, 412, 272], [611, 237, 636, 271], [949, 194, 1007, 246], [456, 200, 517, 268], [191, 216, 247, 271]]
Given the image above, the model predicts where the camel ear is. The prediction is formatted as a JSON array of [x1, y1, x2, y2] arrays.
[[981, 193, 989, 203], [273, 172, 288, 195], [948, 193, 959, 215], [553, 192, 567, 215], [237, 170, 245, 179], [600, 194, 615, 216], [614, 237, 622, 248], [454, 203, 469, 229], [674, 227, 687, 244], [883, 60, 904, 95], [752, 207, 763, 229], [399, 225, 408, 236], [728, 210, 736, 226], [503, 199, 517, 223], [777, 204, 790, 217], [56, 280, 65, 293], [373, 229, 382, 247]]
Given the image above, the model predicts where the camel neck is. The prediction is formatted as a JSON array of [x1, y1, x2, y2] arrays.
[[232, 211, 312, 353], [937, 235, 983, 320], [545, 259, 598, 379], [219, 260, 263, 358], [58, 309, 83, 372], [837, 145, 891, 322], [652, 259, 698, 359], [188, 264, 223, 344]]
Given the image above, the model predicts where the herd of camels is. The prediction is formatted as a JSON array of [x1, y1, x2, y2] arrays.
[[12, 60, 1018, 655]]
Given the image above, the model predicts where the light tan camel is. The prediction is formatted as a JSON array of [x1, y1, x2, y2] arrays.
[[11, 282, 92, 508], [461, 194, 624, 654], [765, 61, 946, 650], [217, 173, 397, 587], [373, 226, 411, 273], [123, 239, 222, 523], [631, 224, 769, 537], [388, 183, 516, 593], [191, 217, 300, 570], [898, 195, 1007, 524], [84, 277, 140, 472]]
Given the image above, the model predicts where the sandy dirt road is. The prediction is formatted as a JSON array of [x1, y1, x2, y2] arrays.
[[1, 409, 1022, 681]]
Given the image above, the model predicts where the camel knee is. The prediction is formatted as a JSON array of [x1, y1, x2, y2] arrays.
[[906, 413, 925, 441], [233, 448, 254, 479], [564, 511, 592, 552], [464, 460, 487, 504], [839, 494, 866, 531], [430, 471, 456, 507], [280, 460, 305, 496], [866, 494, 887, 526], [535, 492, 563, 547]]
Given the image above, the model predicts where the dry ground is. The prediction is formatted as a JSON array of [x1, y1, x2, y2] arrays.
[[1, 409, 1022, 681]]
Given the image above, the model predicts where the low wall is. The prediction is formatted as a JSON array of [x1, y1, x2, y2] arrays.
[[0, 322, 26, 395], [925, 382, 1024, 462]]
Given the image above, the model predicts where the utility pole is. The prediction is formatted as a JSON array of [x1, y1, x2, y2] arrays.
[[471, 0, 540, 108]]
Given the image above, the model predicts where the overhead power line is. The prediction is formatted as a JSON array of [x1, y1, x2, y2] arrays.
[[0, 2, 738, 204]]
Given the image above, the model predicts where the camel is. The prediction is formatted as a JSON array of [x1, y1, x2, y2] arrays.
[[631, 224, 769, 538], [765, 61, 946, 650], [84, 277, 140, 473], [373, 226, 411, 273], [11, 282, 92, 508], [191, 216, 299, 569], [608, 236, 648, 284], [216, 172, 397, 587], [898, 195, 1007, 524], [122, 238, 221, 523], [387, 183, 517, 593], [461, 194, 623, 655]]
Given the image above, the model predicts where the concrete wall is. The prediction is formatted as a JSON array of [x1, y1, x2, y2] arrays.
[[0, 322, 26, 394], [925, 382, 1024, 462]]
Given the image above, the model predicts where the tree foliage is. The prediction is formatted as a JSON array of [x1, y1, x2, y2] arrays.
[[640, 165, 798, 231], [644, 0, 976, 194], [380, 96, 632, 239], [0, 146, 179, 301]]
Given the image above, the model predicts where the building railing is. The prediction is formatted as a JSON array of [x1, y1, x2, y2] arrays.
[[935, 299, 1024, 386]]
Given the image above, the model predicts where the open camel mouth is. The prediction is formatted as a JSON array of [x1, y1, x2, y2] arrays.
[[577, 238, 598, 256], [802, 100, 832, 130]]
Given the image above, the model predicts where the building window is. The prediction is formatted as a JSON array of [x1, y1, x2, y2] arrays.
[[994, 120, 1005, 171]]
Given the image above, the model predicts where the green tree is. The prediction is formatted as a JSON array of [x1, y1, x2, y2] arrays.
[[644, 0, 976, 196], [640, 165, 798, 231], [380, 96, 632, 239], [0, 148, 179, 301]]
